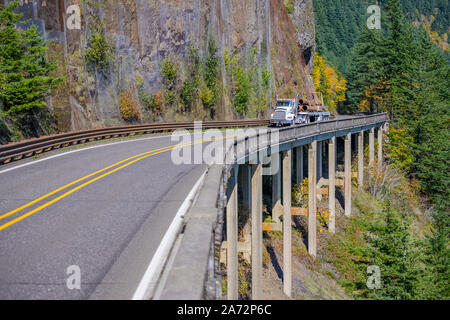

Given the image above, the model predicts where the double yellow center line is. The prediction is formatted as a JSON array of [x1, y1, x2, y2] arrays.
[[0, 137, 216, 232]]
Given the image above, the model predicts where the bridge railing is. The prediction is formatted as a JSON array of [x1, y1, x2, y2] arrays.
[[228, 113, 388, 164], [159, 113, 388, 300]]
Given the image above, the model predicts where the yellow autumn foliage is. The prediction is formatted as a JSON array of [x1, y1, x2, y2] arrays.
[[386, 127, 415, 172], [312, 53, 347, 114], [317, 208, 330, 232], [413, 15, 449, 52]]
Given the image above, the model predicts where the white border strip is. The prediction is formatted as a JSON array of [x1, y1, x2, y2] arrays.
[[132, 169, 207, 300]]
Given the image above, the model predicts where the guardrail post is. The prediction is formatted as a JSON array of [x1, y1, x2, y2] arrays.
[[282, 150, 292, 297], [378, 126, 383, 170], [369, 128, 375, 166], [308, 141, 317, 257], [296, 146, 304, 185], [328, 137, 336, 233], [251, 163, 263, 300], [358, 131, 364, 186], [226, 166, 238, 300], [272, 153, 282, 222], [344, 133, 352, 217]]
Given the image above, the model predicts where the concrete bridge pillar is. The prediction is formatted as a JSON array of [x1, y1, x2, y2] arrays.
[[272, 153, 282, 222], [282, 150, 292, 297], [378, 127, 383, 170], [369, 128, 375, 166], [241, 165, 251, 211], [226, 166, 238, 300], [317, 141, 323, 181], [358, 132, 364, 187], [308, 141, 317, 257], [328, 137, 336, 233], [344, 133, 352, 217], [296, 146, 304, 185], [251, 164, 263, 300]]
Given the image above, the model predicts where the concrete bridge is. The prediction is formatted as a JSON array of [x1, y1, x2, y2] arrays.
[[0, 113, 387, 300], [160, 113, 388, 300]]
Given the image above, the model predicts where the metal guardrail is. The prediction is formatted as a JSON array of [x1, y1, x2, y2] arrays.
[[0, 120, 270, 165]]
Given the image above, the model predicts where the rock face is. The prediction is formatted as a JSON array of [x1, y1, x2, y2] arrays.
[[3, 0, 316, 132], [288, 0, 316, 73]]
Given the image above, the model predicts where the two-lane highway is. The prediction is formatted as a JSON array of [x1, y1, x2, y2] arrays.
[[0, 133, 207, 299]]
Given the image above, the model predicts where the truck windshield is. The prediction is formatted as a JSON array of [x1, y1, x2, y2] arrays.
[[276, 101, 291, 107]]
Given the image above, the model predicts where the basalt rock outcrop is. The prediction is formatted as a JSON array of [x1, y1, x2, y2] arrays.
[[2, 0, 316, 133]]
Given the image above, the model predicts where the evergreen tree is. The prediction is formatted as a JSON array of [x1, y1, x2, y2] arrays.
[[0, 1, 63, 117], [366, 199, 422, 299], [346, 25, 385, 113], [314, 0, 449, 78], [203, 37, 220, 113], [381, 0, 418, 123], [417, 207, 450, 299], [323, 0, 449, 300], [408, 29, 450, 206]]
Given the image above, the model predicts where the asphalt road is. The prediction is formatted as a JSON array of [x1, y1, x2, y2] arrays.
[[0, 133, 207, 299]]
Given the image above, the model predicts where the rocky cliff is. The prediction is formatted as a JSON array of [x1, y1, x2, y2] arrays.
[[2, 0, 315, 133]]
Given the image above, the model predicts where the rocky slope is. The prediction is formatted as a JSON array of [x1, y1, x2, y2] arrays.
[[2, 0, 315, 134]]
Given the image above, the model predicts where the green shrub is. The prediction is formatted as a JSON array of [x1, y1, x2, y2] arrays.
[[161, 58, 177, 88], [83, 0, 115, 74], [180, 47, 201, 111], [284, 0, 295, 14], [199, 85, 214, 106], [232, 65, 252, 114], [180, 79, 198, 110], [161, 58, 178, 106], [138, 88, 152, 110], [203, 38, 220, 110], [225, 48, 271, 115], [85, 27, 115, 72]]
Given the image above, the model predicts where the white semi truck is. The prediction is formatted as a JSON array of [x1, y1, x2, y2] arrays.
[[270, 92, 331, 126]]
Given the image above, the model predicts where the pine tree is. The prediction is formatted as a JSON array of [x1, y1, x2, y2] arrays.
[[0, 1, 63, 116], [366, 198, 422, 299], [409, 29, 450, 206], [328, 0, 449, 299], [346, 25, 385, 113], [418, 207, 450, 299], [381, 0, 418, 123]]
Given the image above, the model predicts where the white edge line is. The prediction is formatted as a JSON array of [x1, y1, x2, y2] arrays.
[[132, 169, 208, 300]]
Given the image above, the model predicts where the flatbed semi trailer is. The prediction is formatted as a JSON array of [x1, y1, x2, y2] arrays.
[[270, 93, 330, 126]]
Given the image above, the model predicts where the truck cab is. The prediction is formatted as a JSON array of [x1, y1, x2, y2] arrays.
[[270, 99, 298, 126]]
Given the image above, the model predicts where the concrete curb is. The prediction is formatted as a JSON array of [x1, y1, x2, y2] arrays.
[[160, 165, 224, 300]]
